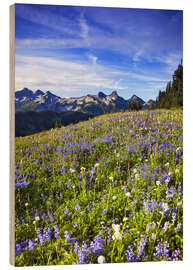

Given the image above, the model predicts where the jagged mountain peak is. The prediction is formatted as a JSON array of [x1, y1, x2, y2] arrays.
[[15, 88, 33, 95], [35, 89, 44, 96], [98, 91, 107, 99], [110, 90, 118, 97], [21, 87, 33, 93], [131, 94, 140, 99], [130, 95, 145, 103], [44, 91, 59, 98]]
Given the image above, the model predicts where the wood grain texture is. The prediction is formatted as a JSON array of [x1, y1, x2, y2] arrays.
[[10, 4, 15, 266]]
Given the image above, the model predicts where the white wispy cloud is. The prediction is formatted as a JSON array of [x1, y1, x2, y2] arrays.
[[87, 53, 98, 65], [126, 72, 167, 82], [79, 11, 89, 41], [156, 53, 182, 73], [15, 38, 88, 49], [15, 52, 170, 100], [15, 55, 128, 96], [15, 4, 80, 37]]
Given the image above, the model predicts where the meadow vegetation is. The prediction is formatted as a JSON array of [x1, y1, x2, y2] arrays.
[[15, 109, 183, 266]]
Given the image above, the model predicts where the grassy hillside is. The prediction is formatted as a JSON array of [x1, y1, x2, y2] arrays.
[[15, 109, 183, 266]]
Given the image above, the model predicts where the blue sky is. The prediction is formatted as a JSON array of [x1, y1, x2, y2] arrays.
[[15, 4, 183, 101]]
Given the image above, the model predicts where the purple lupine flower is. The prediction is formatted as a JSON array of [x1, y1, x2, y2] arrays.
[[53, 225, 60, 239], [75, 203, 80, 210], [152, 233, 156, 240], [49, 215, 54, 222], [146, 223, 151, 232], [107, 227, 112, 244], [15, 239, 37, 257], [73, 222, 78, 228], [126, 245, 135, 262], [153, 241, 170, 261], [15, 177, 30, 191], [88, 233, 104, 256], [112, 218, 119, 224], [86, 205, 91, 211], [43, 228, 52, 241], [172, 207, 178, 225], [136, 235, 147, 261], [74, 241, 80, 253], [172, 249, 181, 261], [102, 209, 108, 214], [64, 207, 69, 214], [28, 239, 37, 250], [37, 228, 44, 246], [64, 231, 71, 242], [76, 241, 89, 264], [176, 223, 181, 231], [41, 213, 47, 220]]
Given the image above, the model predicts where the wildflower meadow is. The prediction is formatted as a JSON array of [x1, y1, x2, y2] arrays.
[[15, 109, 183, 266]]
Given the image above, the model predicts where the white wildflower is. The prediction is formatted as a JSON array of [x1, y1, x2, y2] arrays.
[[123, 217, 128, 222], [162, 202, 169, 212], [94, 163, 99, 168], [168, 172, 173, 177], [125, 192, 131, 197], [109, 176, 114, 181], [163, 221, 170, 232], [175, 168, 179, 173], [25, 202, 29, 207], [165, 178, 170, 185], [112, 231, 122, 240], [81, 167, 86, 171], [98, 255, 106, 264], [165, 162, 169, 167], [112, 223, 122, 239], [146, 223, 152, 232], [177, 201, 182, 207], [112, 224, 120, 232], [35, 216, 40, 221], [156, 181, 160, 186], [176, 147, 181, 153], [70, 168, 75, 173], [112, 195, 117, 200]]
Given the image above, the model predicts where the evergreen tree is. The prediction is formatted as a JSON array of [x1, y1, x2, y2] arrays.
[[156, 64, 183, 108]]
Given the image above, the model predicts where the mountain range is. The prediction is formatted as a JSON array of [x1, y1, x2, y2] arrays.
[[15, 88, 156, 115]]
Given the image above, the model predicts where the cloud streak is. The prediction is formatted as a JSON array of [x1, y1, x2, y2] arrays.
[[15, 55, 128, 96]]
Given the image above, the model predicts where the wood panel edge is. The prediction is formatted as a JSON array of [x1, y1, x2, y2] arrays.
[[10, 3, 15, 266]]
